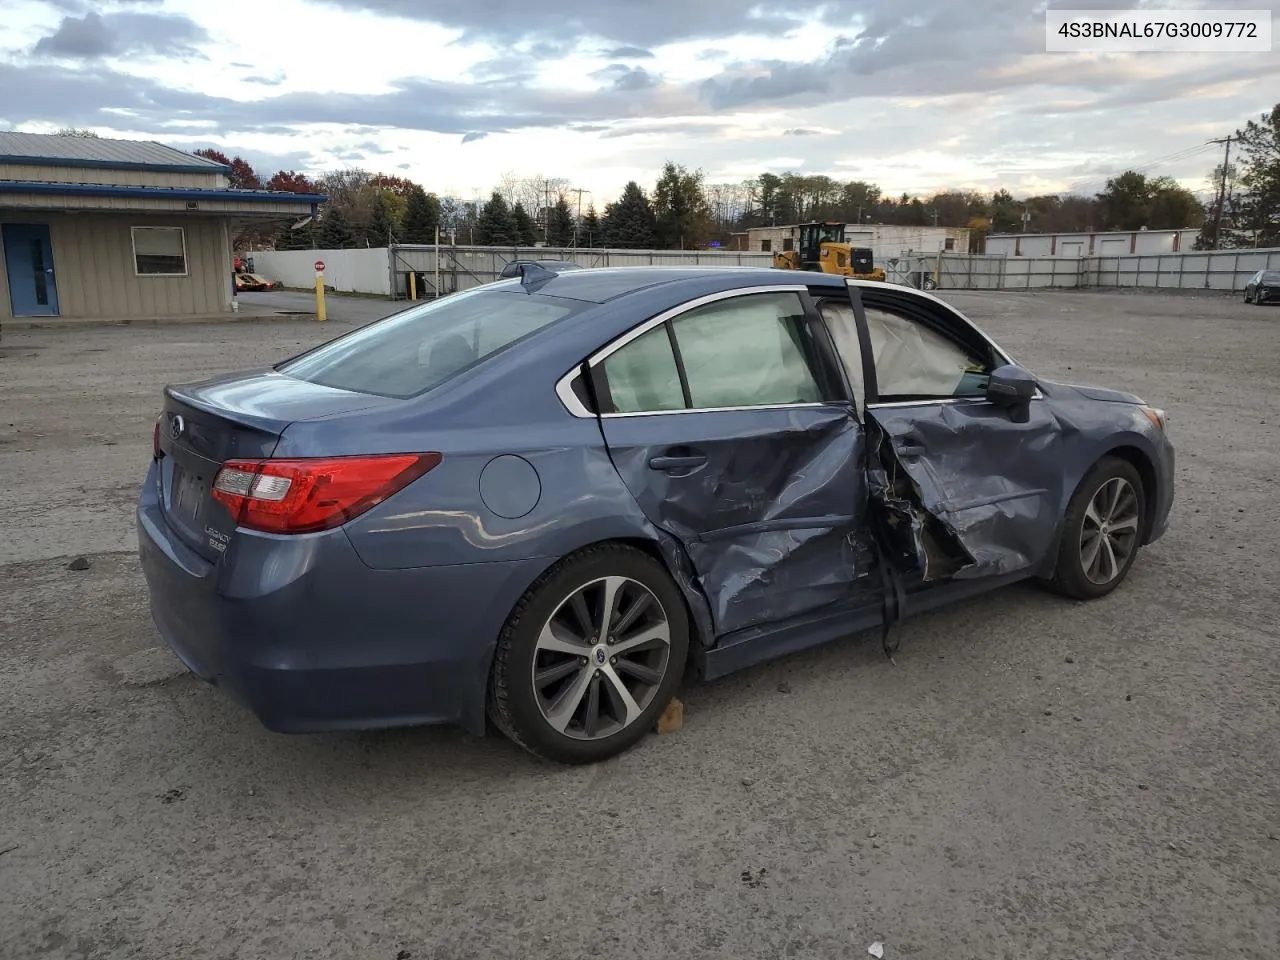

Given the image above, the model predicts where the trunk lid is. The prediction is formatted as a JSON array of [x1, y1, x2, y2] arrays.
[[156, 369, 397, 560]]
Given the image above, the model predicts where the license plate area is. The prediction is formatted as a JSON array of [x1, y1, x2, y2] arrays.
[[170, 463, 209, 527]]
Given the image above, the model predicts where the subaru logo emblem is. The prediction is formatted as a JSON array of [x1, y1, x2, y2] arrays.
[[594, 648, 607, 665], [169, 414, 185, 441]]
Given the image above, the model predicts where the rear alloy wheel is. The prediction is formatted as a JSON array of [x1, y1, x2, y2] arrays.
[[1257, 287, 1269, 305], [488, 545, 688, 763], [1048, 457, 1146, 600]]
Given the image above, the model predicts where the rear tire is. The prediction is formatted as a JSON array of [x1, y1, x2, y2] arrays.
[[1048, 457, 1146, 600], [487, 544, 689, 764]]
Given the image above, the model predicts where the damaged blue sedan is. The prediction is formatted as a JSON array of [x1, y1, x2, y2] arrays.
[[137, 266, 1174, 763]]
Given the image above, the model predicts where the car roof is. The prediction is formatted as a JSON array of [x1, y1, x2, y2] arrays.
[[489, 265, 849, 304]]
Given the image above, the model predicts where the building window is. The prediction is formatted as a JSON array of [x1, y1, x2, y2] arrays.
[[782, 238, 794, 252], [132, 226, 188, 276], [944, 237, 955, 251], [760, 239, 771, 252]]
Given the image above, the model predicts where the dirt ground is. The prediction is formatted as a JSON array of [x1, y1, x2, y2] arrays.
[[2, 289, 1278, 960]]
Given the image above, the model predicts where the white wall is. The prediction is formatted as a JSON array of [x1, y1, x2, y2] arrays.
[[988, 229, 1200, 258], [244, 242, 1280, 297], [248, 247, 391, 296]]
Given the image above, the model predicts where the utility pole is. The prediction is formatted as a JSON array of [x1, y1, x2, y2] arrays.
[[570, 187, 589, 247], [1020, 206, 1031, 232], [1209, 135, 1233, 250]]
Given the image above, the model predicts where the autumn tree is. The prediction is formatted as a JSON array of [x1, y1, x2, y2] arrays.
[[266, 170, 318, 194], [55, 126, 99, 137], [193, 148, 260, 188]]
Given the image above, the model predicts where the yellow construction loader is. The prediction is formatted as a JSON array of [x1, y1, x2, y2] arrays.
[[771, 220, 886, 282]]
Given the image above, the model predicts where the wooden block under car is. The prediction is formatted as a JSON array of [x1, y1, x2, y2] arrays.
[[655, 697, 684, 734]]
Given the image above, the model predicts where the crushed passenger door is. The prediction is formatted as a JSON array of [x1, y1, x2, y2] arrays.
[[835, 282, 1067, 580]]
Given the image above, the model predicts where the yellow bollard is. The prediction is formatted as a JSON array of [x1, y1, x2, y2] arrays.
[[408, 270, 417, 301], [315, 270, 326, 322]]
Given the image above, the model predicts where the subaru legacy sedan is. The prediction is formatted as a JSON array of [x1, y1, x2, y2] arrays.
[[137, 268, 1174, 764]]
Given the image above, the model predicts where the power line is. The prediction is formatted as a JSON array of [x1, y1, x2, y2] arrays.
[[1058, 142, 1218, 192]]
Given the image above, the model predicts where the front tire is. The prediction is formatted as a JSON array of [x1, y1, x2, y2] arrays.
[[1048, 457, 1146, 600], [488, 544, 689, 764]]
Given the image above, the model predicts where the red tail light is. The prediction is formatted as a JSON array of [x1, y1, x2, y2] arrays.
[[211, 453, 441, 534]]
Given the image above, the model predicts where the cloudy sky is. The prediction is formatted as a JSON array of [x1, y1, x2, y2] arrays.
[[1, 0, 1277, 204]]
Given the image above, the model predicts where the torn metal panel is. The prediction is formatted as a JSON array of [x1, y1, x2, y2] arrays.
[[867, 399, 1065, 578], [600, 405, 876, 637]]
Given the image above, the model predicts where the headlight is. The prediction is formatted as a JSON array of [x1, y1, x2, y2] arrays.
[[1139, 406, 1167, 430]]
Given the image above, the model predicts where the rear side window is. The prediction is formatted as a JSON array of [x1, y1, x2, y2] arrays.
[[595, 291, 826, 413], [279, 289, 579, 398]]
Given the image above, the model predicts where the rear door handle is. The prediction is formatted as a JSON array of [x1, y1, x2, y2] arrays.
[[896, 442, 926, 458], [649, 454, 707, 471]]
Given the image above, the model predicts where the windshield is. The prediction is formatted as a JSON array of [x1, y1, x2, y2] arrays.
[[278, 288, 581, 398]]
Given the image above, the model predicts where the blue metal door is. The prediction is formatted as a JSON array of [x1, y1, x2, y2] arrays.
[[2, 223, 60, 317]]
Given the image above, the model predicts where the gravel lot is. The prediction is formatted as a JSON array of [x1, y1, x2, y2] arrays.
[[2, 289, 1278, 960]]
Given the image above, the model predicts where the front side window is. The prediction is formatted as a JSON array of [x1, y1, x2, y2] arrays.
[[817, 299, 991, 402], [280, 288, 579, 398], [132, 226, 187, 276]]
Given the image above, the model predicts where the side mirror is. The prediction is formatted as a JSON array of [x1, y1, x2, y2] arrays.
[[986, 364, 1037, 407]]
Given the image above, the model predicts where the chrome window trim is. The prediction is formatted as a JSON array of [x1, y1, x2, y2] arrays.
[[867, 389, 1044, 410], [844, 278, 1018, 368], [603, 401, 833, 420], [555, 370, 594, 419], [554, 284, 812, 419]]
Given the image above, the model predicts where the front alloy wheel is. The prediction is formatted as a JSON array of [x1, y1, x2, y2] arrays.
[[1079, 476, 1141, 585], [1047, 456, 1147, 600], [488, 544, 689, 763]]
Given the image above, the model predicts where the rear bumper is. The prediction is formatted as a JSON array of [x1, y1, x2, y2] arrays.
[[136, 463, 549, 735]]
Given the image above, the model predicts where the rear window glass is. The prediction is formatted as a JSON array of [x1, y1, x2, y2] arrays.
[[278, 289, 580, 398]]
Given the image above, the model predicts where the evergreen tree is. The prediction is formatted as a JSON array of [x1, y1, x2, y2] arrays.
[[316, 205, 355, 249], [545, 196, 575, 247], [512, 201, 538, 246], [274, 221, 314, 251], [402, 185, 441, 244], [601, 182, 657, 249], [580, 204, 601, 248], [365, 193, 396, 247], [476, 191, 517, 246], [652, 161, 712, 249]]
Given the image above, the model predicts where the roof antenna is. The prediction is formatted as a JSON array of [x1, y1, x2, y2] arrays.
[[518, 261, 556, 292]]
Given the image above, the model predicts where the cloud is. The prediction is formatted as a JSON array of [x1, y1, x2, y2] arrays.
[[611, 67, 659, 91], [32, 11, 209, 60], [783, 128, 827, 137], [604, 45, 652, 59], [461, 131, 488, 143], [315, 0, 806, 46]]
